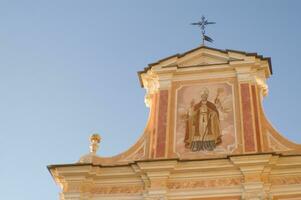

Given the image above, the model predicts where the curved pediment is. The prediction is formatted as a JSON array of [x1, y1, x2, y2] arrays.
[[79, 45, 300, 166]]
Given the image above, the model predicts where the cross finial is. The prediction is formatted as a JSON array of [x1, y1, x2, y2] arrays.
[[191, 15, 216, 46]]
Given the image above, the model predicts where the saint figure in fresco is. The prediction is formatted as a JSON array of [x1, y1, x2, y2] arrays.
[[184, 88, 222, 151]]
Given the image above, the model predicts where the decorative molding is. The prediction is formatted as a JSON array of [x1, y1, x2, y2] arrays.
[[141, 71, 160, 107], [271, 176, 301, 185], [122, 141, 146, 161], [255, 76, 268, 97], [167, 177, 243, 190], [267, 132, 291, 152], [90, 185, 143, 194]]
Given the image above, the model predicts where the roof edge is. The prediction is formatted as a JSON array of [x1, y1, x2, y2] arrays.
[[137, 45, 273, 87], [47, 152, 300, 170]]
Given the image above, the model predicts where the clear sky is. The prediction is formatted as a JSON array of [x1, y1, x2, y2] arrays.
[[0, 0, 300, 199]]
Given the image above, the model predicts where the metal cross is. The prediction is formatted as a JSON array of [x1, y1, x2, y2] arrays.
[[191, 15, 216, 46]]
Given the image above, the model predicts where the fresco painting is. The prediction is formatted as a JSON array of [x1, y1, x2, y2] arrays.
[[175, 82, 236, 155]]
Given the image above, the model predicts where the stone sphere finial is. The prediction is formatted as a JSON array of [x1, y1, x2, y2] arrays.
[[89, 133, 101, 154]]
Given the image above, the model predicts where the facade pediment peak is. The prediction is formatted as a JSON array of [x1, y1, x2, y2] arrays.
[[139, 46, 272, 86], [148, 46, 270, 66]]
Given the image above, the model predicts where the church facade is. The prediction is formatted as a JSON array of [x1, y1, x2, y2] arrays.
[[48, 46, 301, 200]]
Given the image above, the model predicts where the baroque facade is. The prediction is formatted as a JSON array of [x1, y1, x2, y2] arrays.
[[48, 46, 301, 200]]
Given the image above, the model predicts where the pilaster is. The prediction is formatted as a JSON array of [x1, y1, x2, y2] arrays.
[[230, 154, 277, 200], [137, 160, 177, 200]]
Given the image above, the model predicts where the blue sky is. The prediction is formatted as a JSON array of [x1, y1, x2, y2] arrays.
[[0, 0, 300, 199]]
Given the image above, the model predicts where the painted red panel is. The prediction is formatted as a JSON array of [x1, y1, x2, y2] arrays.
[[240, 84, 256, 152], [251, 85, 261, 152], [155, 90, 168, 158]]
